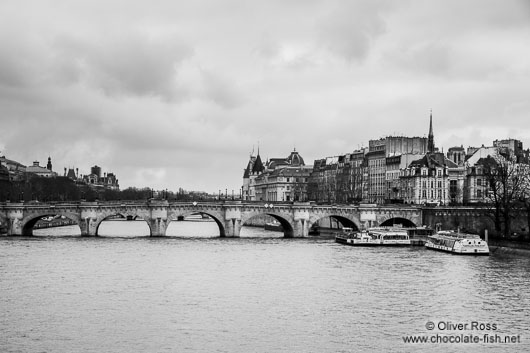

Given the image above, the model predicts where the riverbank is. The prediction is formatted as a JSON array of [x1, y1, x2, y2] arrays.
[[488, 238, 530, 256]]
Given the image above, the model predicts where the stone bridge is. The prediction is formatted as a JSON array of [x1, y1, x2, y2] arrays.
[[0, 200, 423, 237]]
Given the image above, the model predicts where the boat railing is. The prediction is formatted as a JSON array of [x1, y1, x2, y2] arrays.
[[435, 231, 484, 240]]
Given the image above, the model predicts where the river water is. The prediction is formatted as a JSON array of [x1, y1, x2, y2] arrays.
[[1, 221, 530, 352]]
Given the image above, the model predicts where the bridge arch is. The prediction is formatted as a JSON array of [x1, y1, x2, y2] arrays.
[[378, 216, 417, 228], [20, 212, 81, 236], [167, 210, 226, 237], [240, 211, 295, 238], [308, 212, 362, 234], [95, 213, 152, 236]]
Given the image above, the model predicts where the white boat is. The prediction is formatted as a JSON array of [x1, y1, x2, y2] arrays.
[[264, 220, 283, 231], [367, 228, 411, 246], [425, 230, 489, 255], [335, 227, 411, 246]]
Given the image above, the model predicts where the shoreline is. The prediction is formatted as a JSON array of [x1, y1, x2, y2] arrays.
[[488, 238, 530, 257], [489, 245, 530, 256]]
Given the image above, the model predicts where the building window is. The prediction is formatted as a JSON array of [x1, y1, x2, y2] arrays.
[[477, 189, 482, 198], [477, 178, 482, 186]]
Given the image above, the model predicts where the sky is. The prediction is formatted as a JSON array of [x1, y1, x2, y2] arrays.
[[1, 0, 529, 193]]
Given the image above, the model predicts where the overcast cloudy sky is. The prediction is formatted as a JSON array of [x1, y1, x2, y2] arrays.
[[1, 0, 529, 193]]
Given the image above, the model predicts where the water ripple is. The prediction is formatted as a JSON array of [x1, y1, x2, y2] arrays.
[[2, 227, 530, 352]]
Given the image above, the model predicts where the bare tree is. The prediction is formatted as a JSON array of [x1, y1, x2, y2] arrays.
[[483, 151, 527, 237], [517, 164, 530, 235]]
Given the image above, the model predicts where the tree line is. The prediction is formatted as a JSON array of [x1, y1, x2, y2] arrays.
[[0, 176, 209, 203]]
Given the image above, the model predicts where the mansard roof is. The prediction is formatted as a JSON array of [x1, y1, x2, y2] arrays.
[[475, 156, 498, 168], [409, 152, 458, 169], [266, 150, 306, 170], [267, 166, 312, 178], [313, 159, 324, 170], [267, 158, 288, 169]]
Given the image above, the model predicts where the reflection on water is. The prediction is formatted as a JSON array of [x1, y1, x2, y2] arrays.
[[3, 223, 530, 353]]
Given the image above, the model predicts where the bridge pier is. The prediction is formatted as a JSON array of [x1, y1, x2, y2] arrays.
[[292, 206, 310, 237], [8, 217, 22, 236], [79, 218, 89, 236], [0, 205, 22, 235], [224, 218, 242, 237], [292, 218, 309, 237], [149, 218, 168, 237], [79, 218, 98, 236]]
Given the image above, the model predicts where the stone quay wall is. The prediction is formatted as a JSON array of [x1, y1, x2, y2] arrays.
[[422, 206, 528, 238]]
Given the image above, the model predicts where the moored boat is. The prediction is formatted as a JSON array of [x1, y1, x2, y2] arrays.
[[404, 226, 436, 245], [367, 228, 411, 246], [335, 227, 411, 246], [264, 221, 283, 231], [425, 230, 489, 255], [334, 227, 374, 246]]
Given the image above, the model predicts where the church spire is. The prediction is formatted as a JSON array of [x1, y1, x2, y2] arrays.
[[427, 109, 435, 153]]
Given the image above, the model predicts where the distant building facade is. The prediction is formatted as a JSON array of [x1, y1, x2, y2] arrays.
[[366, 134, 430, 204], [0, 156, 26, 181], [242, 149, 312, 202], [26, 157, 57, 178], [398, 152, 464, 205], [308, 149, 367, 204], [461, 140, 528, 204], [64, 164, 120, 190]]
